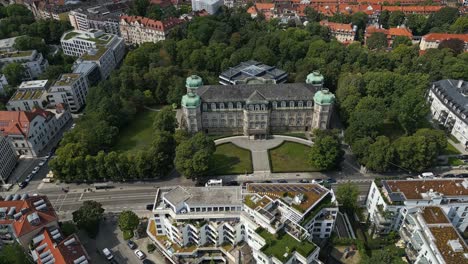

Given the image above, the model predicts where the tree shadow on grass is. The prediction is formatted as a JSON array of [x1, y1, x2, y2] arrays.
[[207, 154, 241, 175]]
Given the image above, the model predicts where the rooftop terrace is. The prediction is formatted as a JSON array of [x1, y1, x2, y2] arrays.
[[11, 90, 45, 101], [421, 206, 449, 224], [63, 30, 114, 45], [383, 179, 468, 201], [0, 50, 33, 58], [80, 47, 108, 61], [163, 186, 243, 208], [429, 226, 468, 264], [53, 73, 81, 86]]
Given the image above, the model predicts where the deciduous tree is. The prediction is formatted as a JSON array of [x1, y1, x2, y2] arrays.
[[118, 210, 139, 232], [72, 201, 105, 238]]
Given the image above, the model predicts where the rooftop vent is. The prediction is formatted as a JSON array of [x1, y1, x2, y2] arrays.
[[36, 204, 47, 211], [33, 199, 45, 207], [27, 212, 40, 226], [448, 239, 463, 252], [36, 243, 48, 252], [63, 237, 76, 246], [32, 233, 45, 245], [20, 193, 28, 200], [13, 212, 22, 220], [12, 194, 20, 201], [74, 255, 87, 264], [4, 194, 12, 201], [7, 207, 16, 217]]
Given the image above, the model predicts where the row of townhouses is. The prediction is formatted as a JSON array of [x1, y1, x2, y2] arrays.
[[0, 194, 90, 264], [147, 183, 337, 264]]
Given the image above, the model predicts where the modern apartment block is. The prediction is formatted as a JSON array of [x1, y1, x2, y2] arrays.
[[72, 61, 101, 87], [191, 0, 223, 14], [48, 73, 90, 113], [6, 80, 50, 111], [427, 79, 468, 148], [366, 179, 468, 236], [147, 183, 337, 264], [60, 29, 125, 78], [119, 15, 184, 45], [399, 206, 468, 264], [0, 194, 90, 263], [0, 36, 22, 52], [0, 135, 17, 184], [69, 1, 131, 36], [0, 50, 49, 81], [0, 106, 71, 157]]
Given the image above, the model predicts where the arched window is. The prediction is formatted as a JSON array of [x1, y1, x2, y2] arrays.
[[203, 103, 208, 111], [228, 102, 233, 109], [237, 102, 242, 109], [281, 101, 286, 108], [290, 101, 294, 108], [220, 103, 224, 109], [272, 101, 277, 109], [249, 105, 254, 111], [211, 103, 216, 110], [261, 104, 266, 111], [255, 105, 260, 111], [307, 101, 313, 108], [298, 101, 303, 108]]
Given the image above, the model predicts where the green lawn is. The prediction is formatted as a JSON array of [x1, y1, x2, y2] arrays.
[[448, 157, 464, 166], [442, 142, 461, 155], [258, 228, 316, 261], [269, 141, 317, 172], [206, 143, 253, 175], [113, 111, 158, 152]]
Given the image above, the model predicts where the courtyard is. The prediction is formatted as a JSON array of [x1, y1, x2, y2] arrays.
[[207, 143, 253, 175], [268, 141, 317, 173], [113, 110, 158, 152]]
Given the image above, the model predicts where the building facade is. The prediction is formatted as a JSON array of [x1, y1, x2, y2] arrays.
[[366, 179, 468, 236], [427, 79, 468, 148], [68, 1, 131, 36], [6, 80, 49, 112], [365, 26, 413, 47], [420, 33, 468, 52], [119, 15, 184, 45], [0, 107, 71, 157], [48, 73, 90, 113], [0, 135, 17, 184], [399, 206, 468, 264], [147, 183, 337, 264], [320, 20, 356, 44], [0, 50, 49, 81], [0, 74, 8, 94], [191, 0, 224, 14], [181, 72, 335, 137], [219, 60, 288, 85]]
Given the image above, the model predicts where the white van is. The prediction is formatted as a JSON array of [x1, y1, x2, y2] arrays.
[[42, 178, 54, 183], [102, 248, 114, 260], [205, 179, 222, 187], [418, 172, 435, 179]]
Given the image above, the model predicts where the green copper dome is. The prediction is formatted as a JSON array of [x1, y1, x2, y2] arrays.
[[186, 75, 203, 89], [306, 71, 324, 85], [181, 93, 201, 108], [314, 89, 335, 105]]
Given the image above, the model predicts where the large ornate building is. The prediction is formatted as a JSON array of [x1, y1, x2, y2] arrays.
[[181, 70, 335, 137]]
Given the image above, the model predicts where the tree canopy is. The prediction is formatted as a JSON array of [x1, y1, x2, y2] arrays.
[[118, 210, 140, 232], [309, 129, 344, 171], [0, 243, 31, 264], [175, 132, 215, 178], [336, 183, 359, 212], [72, 200, 105, 238]]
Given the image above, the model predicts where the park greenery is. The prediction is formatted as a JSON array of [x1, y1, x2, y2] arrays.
[[0, 243, 31, 264], [335, 183, 359, 212], [118, 210, 140, 239], [309, 129, 343, 170], [48, 6, 467, 180], [72, 200, 105, 238]]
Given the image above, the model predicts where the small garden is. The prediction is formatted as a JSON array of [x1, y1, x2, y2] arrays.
[[113, 110, 158, 152], [257, 228, 316, 261], [206, 143, 253, 175], [268, 141, 317, 172]]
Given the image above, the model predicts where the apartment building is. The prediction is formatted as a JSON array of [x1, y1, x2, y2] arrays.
[[365, 26, 413, 47], [366, 179, 468, 236], [0, 194, 90, 263], [427, 79, 468, 148], [247, 3, 276, 21], [0, 74, 8, 94], [60, 29, 125, 65], [0, 50, 49, 81], [119, 15, 184, 45], [48, 73, 90, 113], [0, 135, 17, 184], [6, 80, 50, 112], [72, 61, 101, 87], [399, 207, 468, 264], [69, 1, 131, 36], [420, 33, 468, 52], [0, 36, 22, 52], [0, 107, 71, 157], [319, 20, 356, 44], [192, 0, 224, 14], [147, 183, 337, 264]]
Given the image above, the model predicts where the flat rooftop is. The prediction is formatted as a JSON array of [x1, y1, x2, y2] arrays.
[[247, 183, 329, 213], [10, 89, 45, 101], [163, 186, 243, 207], [80, 46, 108, 61], [53, 73, 81, 86], [62, 30, 114, 45], [0, 50, 34, 59], [429, 226, 468, 264], [383, 179, 468, 201], [0, 36, 22, 50], [219, 60, 287, 82], [420, 206, 449, 224], [19, 80, 48, 89]]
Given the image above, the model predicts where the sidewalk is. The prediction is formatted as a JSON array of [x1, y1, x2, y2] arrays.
[[448, 138, 468, 155]]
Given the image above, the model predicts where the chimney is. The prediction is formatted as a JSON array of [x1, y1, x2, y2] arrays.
[[458, 80, 463, 89]]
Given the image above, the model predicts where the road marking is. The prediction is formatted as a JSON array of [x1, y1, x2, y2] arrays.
[[79, 193, 84, 201]]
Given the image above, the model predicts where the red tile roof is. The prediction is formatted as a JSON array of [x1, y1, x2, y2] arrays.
[[382, 5, 443, 14], [0, 195, 58, 238], [320, 20, 353, 32], [388, 27, 413, 38], [120, 15, 184, 32], [423, 33, 468, 43], [0, 109, 54, 137], [339, 4, 381, 15], [32, 230, 90, 264]]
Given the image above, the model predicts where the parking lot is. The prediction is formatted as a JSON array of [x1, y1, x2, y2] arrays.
[[78, 214, 167, 264]]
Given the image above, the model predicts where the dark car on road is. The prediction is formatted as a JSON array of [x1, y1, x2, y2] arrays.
[[127, 240, 137, 249], [298, 179, 309, 183], [19, 181, 28, 189], [224, 181, 239, 186], [325, 178, 337, 184], [142, 260, 154, 264], [262, 180, 273, 183], [278, 180, 288, 183], [442, 174, 456, 178], [457, 173, 468, 178]]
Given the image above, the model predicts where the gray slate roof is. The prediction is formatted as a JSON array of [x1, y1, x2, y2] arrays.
[[163, 186, 243, 207], [196, 83, 318, 102], [431, 79, 468, 118], [219, 60, 288, 81]]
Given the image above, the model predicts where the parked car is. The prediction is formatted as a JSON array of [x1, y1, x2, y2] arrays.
[[457, 173, 468, 178], [142, 260, 154, 264], [44, 155, 50, 160], [298, 179, 309, 183], [278, 180, 288, 183], [38, 161, 45, 166], [19, 181, 28, 189], [442, 174, 456, 178], [325, 178, 337, 184], [262, 180, 273, 183], [134, 249, 146, 260], [224, 181, 239, 186], [102, 248, 114, 260], [459, 155, 468, 160], [418, 172, 435, 179], [312, 179, 324, 184], [25, 174, 33, 182], [32, 166, 40, 174], [127, 240, 137, 250]]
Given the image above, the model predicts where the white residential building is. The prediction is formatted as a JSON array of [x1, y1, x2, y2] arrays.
[[48, 73, 90, 113], [366, 179, 468, 236], [420, 33, 468, 52], [0, 107, 71, 157], [60, 29, 125, 78], [147, 183, 336, 264], [0, 50, 49, 81], [0, 36, 22, 52], [0, 74, 8, 94], [0, 135, 17, 184], [399, 206, 468, 264], [119, 15, 184, 45], [192, 0, 224, 14], [427, 79, 468, 148], [6, 80, 50, 112]]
